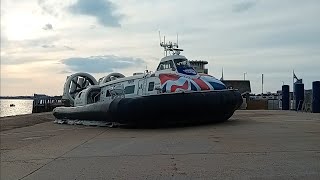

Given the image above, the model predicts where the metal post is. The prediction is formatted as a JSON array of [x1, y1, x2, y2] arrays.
[[262, 74, 264, 95]]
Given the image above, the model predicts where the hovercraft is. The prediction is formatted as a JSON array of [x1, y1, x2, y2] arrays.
[[53, 39, 242, 125]]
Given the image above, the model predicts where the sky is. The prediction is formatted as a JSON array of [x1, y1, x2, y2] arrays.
[[1, 0, 319, 96]]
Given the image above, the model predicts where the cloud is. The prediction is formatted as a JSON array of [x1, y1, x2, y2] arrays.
[[42, 44, 55, 48], [61, 55, 145, 73], [37, 0, 64, 17], [69, 0, 121, 27], [41, 44, 75, 50], [60, 70, 72, 74], [256, 28, 320, 48], [63, 46, 75, 50], [2, 0, 320, 95], [42, 23, 53, 30], [38, 0, 57, 16], [0, 77, 33, 86], [1, 55, 55, 65], [232, 1, 257, 12]]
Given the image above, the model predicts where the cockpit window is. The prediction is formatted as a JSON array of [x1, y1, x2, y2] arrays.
[[174, 58, 197, 75], [174, 59, 191, 68], [157, 60, 174, 71]]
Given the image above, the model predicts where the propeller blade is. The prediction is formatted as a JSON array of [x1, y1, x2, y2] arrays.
[[71, 79, 82, 89], [82, 77, 88, 87]]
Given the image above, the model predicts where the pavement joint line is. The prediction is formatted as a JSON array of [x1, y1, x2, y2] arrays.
[[54, 149, 320, 159], [0, 127, 92, 136], [1, 129, 95, 152], [18, 129, 108, 180], [1, 158, 56, 163], [3, 149, 319, 163]]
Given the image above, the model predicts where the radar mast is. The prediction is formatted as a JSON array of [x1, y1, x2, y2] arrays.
[[159, 32, 183, 56]]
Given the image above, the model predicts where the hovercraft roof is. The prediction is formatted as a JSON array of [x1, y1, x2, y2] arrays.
[[160, 54, 187, 63]]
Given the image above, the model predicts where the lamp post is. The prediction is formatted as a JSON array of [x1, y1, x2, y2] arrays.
[[262, 73, 264, 95], [244, 72, 247, 80]]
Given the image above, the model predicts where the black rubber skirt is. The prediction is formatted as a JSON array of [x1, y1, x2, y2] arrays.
[[53, 90, 243, 124]]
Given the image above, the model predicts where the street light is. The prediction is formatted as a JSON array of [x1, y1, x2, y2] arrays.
[[244, 72, 247, 80]]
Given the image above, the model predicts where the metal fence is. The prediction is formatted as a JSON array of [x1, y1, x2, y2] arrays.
[[268, 99, 281, 110]]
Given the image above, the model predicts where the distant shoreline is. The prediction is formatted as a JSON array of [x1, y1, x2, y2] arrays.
[[0, 96, 34, 100]]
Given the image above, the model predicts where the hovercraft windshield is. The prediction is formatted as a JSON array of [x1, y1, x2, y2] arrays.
[[174, 58, 197, 75]]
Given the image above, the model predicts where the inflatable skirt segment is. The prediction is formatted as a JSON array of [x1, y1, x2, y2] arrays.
[[53, 90, 243, 124]]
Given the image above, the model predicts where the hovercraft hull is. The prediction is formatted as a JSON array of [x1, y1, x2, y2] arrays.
[[53, 102, 111, 121], [53, 90, 243, 125]]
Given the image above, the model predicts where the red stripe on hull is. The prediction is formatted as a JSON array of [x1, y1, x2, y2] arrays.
[[159, 74, 180, 84], [192, 78, 210, 90]]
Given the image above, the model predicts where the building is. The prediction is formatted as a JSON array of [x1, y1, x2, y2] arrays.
[[222, 80, 251, 95], [189, 60, 208, 74]]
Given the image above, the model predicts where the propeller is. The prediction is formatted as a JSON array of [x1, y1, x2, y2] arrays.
[[62, 73, 98, 106]]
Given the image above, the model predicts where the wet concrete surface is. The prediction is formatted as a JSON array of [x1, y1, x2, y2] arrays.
[[1, 110, 320, 179]]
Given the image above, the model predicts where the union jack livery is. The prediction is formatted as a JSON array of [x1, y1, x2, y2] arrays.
[[159, 74, 226, 93]]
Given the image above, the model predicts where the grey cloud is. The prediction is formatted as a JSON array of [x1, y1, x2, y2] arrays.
[[61, 55, 145, 73], [41, 44, 55, 48], [2, 34, 74, 56], [41, 44, 75, 50], [69, 0, 121, 27], [3, 36, 59, 50], [37, 0, 62, 17], [43, 23, 53, 30], [38, 0, 57, 16], [63, 46, 75, 50], [233, 1, 257, 12]]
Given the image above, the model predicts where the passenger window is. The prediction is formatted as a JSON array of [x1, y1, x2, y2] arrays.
[[148, 82, 154, 91], [124, 85, 135, 94], [157, 62, 164, 71], [106, 90, 111, 97]]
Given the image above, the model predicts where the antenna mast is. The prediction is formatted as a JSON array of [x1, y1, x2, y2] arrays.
[[164, 36, 167, 56], [176, 33, 179, 48], [159, 32, 183, 57]]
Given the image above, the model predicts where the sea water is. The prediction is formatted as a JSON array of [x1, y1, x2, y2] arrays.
[[0, 99, 33, 117]]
